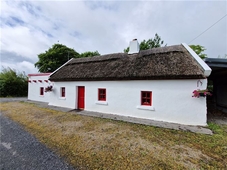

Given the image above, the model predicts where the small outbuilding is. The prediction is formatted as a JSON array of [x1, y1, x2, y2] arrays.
[[28, 73, 52, 102], [205, 58, 227, 113], [41, 40, 211, 126]]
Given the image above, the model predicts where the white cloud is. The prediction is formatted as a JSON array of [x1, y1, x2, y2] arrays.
[[1, 0, 226, 74], [1, 61, 38, 74]]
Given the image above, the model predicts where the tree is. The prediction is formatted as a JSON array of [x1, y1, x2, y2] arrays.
[[0, 67, 28, 97], [124, 33, 166, 52], [80, 51, 100, 58], [189, 45, 207, 59], [35, 44, 101, 72], [35, 44, 80, 72]]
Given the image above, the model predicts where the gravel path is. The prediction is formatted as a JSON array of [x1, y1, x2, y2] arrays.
[[0, 112, 76, 170]]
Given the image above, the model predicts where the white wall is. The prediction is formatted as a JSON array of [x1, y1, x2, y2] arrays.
[[28, 75, 51, 102], [48, 79, 208, 126], [48, 81, 78, 109]]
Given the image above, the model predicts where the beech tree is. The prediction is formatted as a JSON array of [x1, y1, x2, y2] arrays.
[[124, 33, 166, 52]]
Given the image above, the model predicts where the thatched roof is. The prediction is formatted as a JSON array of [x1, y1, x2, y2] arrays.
[[49, 44, 205, 81]]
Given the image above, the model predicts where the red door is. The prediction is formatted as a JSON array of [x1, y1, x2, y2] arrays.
[[78, 86, 85, 109]]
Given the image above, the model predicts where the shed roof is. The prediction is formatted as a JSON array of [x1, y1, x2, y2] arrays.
[[49, 44, 206, 81], [205, 58, 227, 81]]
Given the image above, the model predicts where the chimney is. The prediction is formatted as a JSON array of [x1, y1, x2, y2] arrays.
[[128, 39, 140, 54]]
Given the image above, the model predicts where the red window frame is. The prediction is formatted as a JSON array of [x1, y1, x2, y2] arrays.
[[141, 91, 152, 106], [98, 88, 106, 101], [61, 87, 65, 97], [40, 87, 44, 96]]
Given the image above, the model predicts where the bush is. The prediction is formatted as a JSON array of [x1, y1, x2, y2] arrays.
[[0, 67, 28, 97]]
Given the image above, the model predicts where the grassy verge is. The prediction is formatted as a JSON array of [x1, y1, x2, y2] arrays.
[[1, 102, 227, 169]]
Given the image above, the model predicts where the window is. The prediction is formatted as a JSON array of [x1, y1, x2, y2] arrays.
[[40, 87, 44, 96], [141, 91, 152, 106], [98, 88, 106, 101], [61, 87, 65, 97]]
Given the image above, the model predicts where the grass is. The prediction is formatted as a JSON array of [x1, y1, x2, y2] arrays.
[[1, 101, 227, 169]]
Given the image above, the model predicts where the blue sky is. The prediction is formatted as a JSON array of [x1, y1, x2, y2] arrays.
[[1, 0, 227, 74]]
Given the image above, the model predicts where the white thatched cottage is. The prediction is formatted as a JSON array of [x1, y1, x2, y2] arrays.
[[28, 40, 211, 126]]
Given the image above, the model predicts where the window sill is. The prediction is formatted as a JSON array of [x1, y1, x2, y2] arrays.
[[136, 105, 155, 111], [59, 97, 66, 100], [95, 101, 108, 105]]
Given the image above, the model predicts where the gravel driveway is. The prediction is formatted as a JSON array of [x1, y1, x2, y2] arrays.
[[0, 112, 76, 170]]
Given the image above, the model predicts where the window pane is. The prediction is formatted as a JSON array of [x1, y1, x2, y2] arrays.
[[100, 90, 104, 95], [61, 87, 65, 97], [142, 99, 146, 103], [146, 92, 150, 98], [98, 89, 106, 101], [141, 91, 152, 106], [40, 87, 44, 95]]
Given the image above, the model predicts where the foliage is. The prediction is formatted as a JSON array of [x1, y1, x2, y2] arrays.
[[1, 102, 227, 169], [207, 80, 213, 91], [192, 89, 212, 98], [80, 51, 100, 58], [124, 33, 166, 53], [35, 44, 80, 73], [208, 123, 223, 134], [45, 86, 53, 92], [35, 44, 101, 73], [189, 45, 207, 59], [0, 67, 28, 97]]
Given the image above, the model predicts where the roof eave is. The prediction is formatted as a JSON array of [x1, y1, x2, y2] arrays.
[[49, 75, 205, 82], [182, 43, 212, 77], [49, 58, 74, 77]]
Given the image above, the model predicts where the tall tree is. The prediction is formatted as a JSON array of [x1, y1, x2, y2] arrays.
[[189, 45, 207, 59], [35, 44, 101, 73], [80, 51, 100, 58], [0, 67, 28, 97], [124, 33, 166, 52], [35, 44, 80, 72]]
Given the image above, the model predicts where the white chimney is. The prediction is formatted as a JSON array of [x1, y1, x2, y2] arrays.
[[128, 39, 140, 54]]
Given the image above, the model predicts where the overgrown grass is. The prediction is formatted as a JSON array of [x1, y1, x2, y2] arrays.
[[1, 102, 227, 169]]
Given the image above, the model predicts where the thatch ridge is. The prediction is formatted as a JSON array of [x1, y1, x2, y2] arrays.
[[49, 44, 205, 81]]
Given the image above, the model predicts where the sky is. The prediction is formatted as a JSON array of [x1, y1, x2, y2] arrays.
[[1, 0, 227, 74]]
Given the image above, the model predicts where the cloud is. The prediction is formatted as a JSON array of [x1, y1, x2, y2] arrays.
[[1, 50, 34, 63], [1, 0, 226, 75], [1, 61, 38, 74]]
